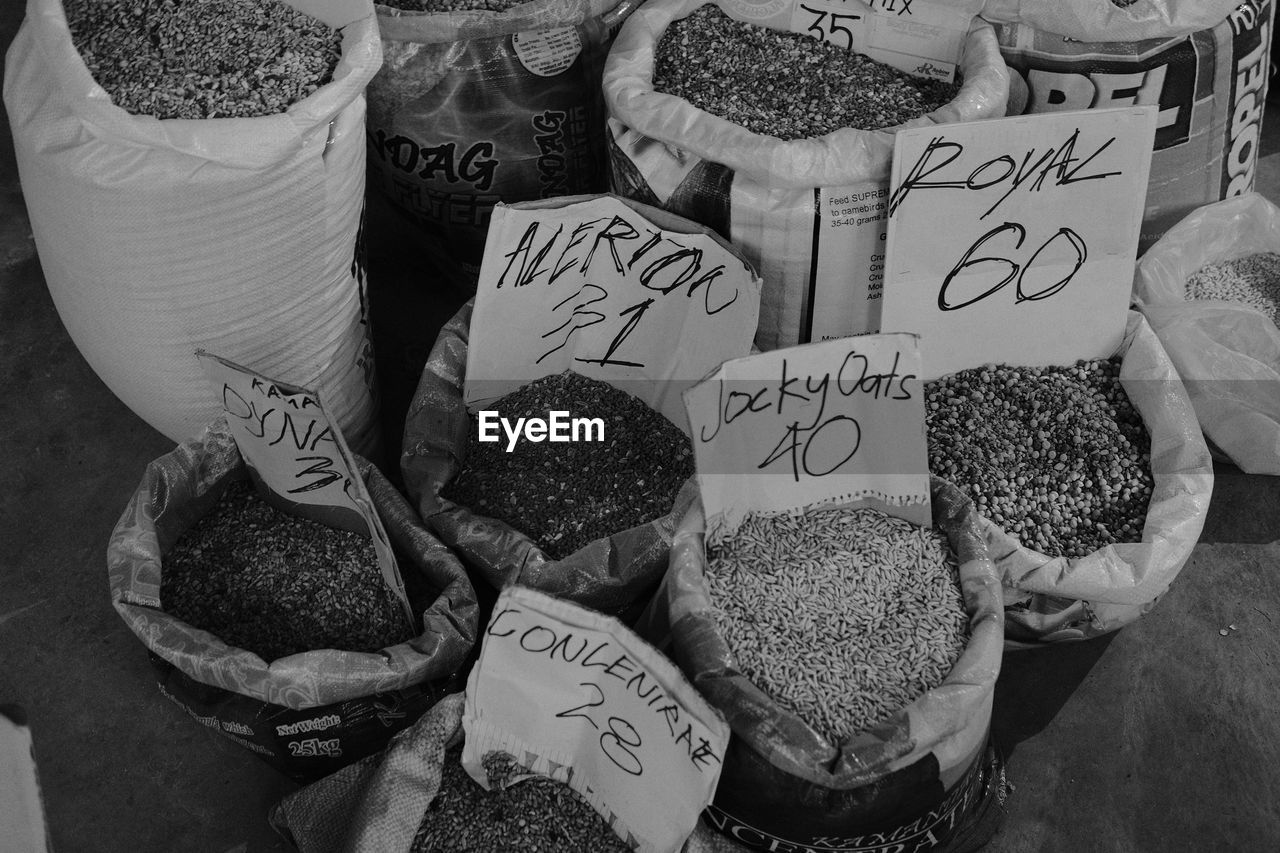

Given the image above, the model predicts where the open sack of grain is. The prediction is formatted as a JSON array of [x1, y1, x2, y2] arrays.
[[984, 0, 1273, 252], [1133, 192, 1280, 475], [107, 419, 479, 779], [367, 0, 640, 293], [401, 298, 700, 621], [924, 312, 1214, 644], [4, 0, 381, 454], [603, 0, 1010, 349], [638, 478, 1007, 853]]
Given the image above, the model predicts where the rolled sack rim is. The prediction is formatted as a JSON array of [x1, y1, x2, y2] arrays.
[[603, 0, 1010, 189]]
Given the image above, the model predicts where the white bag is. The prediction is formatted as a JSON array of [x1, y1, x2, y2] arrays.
[[4, 0, 383, 454], [1134, 192, 1280, 475], [603, 0, 1010, 350], [990, 312, 1214, 645]]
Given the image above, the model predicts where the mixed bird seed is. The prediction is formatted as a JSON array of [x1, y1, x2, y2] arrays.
[[652, 5, 961, 140], [64, 0, 342, 120], [443, 372, 693, 559], [161, 481, 411, 661], [1185, 251, 1280, 327], [925, 357, 1154, 559], [705, 507, 968, 743], [378, 0, 525, 11], [412, 750, 631, 853]]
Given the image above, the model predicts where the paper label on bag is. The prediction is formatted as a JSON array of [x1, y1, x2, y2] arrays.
[[512, 28, 583, 77], [881, 107, 1157, 380], [785, 0, 969, 81], [682, 335, 931, 532], [464, 194, 761, 428], [197, 352, 411, 621], [462, 587, 728, 853], [809, 183, 891, 340]]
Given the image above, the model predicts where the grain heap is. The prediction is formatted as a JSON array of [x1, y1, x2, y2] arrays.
[[379, 0, 526, 10], [442, 372, 693, 559], [162, 481, 411, 661], [1185, 252, 1280, 327], [651, 5, 961, 140], [705, 507, 968, 743], [925, 357, 1154, 559], [412, 751, 631, 853], [64, 0, 342, 119]]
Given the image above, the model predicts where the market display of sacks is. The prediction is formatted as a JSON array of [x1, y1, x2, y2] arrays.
[[925, 312, 1214, 645], [1133, 191, 1280, 475], [106, 420, 479, 780], [984, 0, 1274, 253], [368, 0, 639, 291], [400, 298, 699, 622], [639, 478, 1007, 853], [602, 0, 1011, 349], [3, 0, 382, 456]]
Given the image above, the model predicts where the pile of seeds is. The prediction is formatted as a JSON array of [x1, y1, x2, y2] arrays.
[[162, 481, 411, 661], [64, 0, 342, 120], [652, 5, 961, 140], [412, 750, 630, 852], [443, 372, 693, 559], [1185, 251, 1280, 327], [925, 357, 1154, 559], [705, 507, 968, 743], [378, 0, 524, 11]]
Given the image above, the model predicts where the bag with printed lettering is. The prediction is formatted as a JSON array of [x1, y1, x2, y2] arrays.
[[1133, 192, 1280, 475], [602, 0, 1010, 349], [107, 420, 479, 779], [983, 0, 1274, 253], [367, 0, 640, 293], [639, 478, 1010, 853]]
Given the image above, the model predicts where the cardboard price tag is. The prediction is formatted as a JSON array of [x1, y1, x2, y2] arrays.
[[464, 194, 761, 429], [682, 335, 931, 531], [880, 106, 1157, 380], [197, 352, 412, 622], [462, 587, 728, 853], [785, 0, 975, 81]]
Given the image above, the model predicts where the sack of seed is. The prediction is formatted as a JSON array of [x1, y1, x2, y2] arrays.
[[924, 311, 1214, 644], [4, 0, 382, 455], [367, 0, 640, 293], [272, 691, 741, 852], [983, 0, 1272, 254], [107, 419, 479, 779], [1132, 192, 1280, 475], [640, 477, 1007, 853], [603, 0, 1011, 349], [401, 299, 701, 620]]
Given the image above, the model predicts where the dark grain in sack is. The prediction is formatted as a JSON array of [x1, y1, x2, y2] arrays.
[[652, 5, 961, 140]]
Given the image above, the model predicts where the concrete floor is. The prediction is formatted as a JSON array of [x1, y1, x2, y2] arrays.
[[3, 4, 1280, 853]]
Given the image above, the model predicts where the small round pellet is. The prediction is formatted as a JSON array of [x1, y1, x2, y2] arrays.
[[64, 0, 343, 120], [652, 5, 962, 140], [412, 751, 631, 853], [443, 372, 693, 559], [924, 357, 1154, 559], [706, 507, 969, 744], [161, 480, 411, 661], [1185, 251, 1280, 327]]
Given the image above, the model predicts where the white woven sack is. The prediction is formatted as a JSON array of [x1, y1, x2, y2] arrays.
[[4, 0, 383, 454]]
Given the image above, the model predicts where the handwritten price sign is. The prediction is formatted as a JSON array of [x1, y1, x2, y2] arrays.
[[784, 0, 974, 81], [880, 107, 1157, 379], [683, 335, 931, 530], [197, 352, 411, 621], [464, 194, 761, 427], [462, 587, 729, 853]]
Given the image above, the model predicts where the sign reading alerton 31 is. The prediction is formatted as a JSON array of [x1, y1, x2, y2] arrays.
[[880, 107, 1156, 380]]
